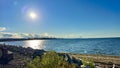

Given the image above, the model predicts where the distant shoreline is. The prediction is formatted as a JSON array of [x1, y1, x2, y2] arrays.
[[0, 37, 120, 42], [0, 38, 60, 42]]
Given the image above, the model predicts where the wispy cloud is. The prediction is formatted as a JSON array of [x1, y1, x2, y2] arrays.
[[0, 27, 81, 38], [0, 27, 41, 38], [0, 32, 60, 38], [40, 33, 56, 38], [0, 27, 6, 31], [0, 32, 41, 38]]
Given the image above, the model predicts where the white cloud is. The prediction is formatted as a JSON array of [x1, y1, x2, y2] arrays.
[[0, 27, 6, 31], [41, 33, 49, 37], [67, 34, 75, 38], [0, 31, 82, 38], [0, 27, 36, 38], [0, 32, 42, 38], [40, 33, 56, 38], [64, 34, 81, 38], [0, 32, 13, 38], [0, 28, 57, 38]]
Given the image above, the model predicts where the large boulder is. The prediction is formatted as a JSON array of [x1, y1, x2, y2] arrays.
[[32, 49, 46, 58], [0, 46, 13, 64], [71, 56, 83, 67], [59, 53, 83, 68]]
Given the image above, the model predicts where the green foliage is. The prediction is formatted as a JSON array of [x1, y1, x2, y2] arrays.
[[60, 61, 77, 68], [80, 56, 95, 68], [26, 51, 77, 68], [81, 60, 95, 68]]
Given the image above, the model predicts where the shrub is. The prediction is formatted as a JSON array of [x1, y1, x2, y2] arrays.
[[81, 60, 95, 68], [26, 51, 77, 68]]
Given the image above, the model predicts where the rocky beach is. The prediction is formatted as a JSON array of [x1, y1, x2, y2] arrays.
[[0, 44, 82, 68], [0, 44, 120, 68]]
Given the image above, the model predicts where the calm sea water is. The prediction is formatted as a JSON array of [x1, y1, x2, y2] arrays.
[[0, 38, 120, 56]]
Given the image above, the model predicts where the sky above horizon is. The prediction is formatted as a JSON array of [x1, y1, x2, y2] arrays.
[[0, 0, 120, 38]]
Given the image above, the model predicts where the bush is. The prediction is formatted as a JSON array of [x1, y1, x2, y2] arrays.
[[26, 51, 77, 68], [81, 60, 95, 68]]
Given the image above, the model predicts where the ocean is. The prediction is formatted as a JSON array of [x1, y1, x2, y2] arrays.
[[0, 38, 120, 56]]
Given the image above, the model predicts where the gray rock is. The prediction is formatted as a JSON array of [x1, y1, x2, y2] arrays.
[[65, 54, 83, 67]]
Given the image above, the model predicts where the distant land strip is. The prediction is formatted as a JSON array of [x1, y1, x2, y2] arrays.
[[0, 37, 120, 42], [0, 38, 60, 42]]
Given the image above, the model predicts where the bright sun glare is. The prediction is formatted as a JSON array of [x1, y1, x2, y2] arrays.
[[29, 11, 37, 20]]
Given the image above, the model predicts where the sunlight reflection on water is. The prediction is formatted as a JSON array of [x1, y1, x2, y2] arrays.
[[0, 38, 120, 56], [23, 40, 45, 49]]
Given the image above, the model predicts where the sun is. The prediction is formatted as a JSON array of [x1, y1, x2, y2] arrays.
[[29, 11, 37, 20]]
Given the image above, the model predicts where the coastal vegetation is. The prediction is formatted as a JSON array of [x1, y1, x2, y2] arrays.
[[81, 59, 95, 68], [26, 51, 77, 68]]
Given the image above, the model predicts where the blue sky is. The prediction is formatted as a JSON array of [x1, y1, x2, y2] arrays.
[[0, 0, 120, 38]]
